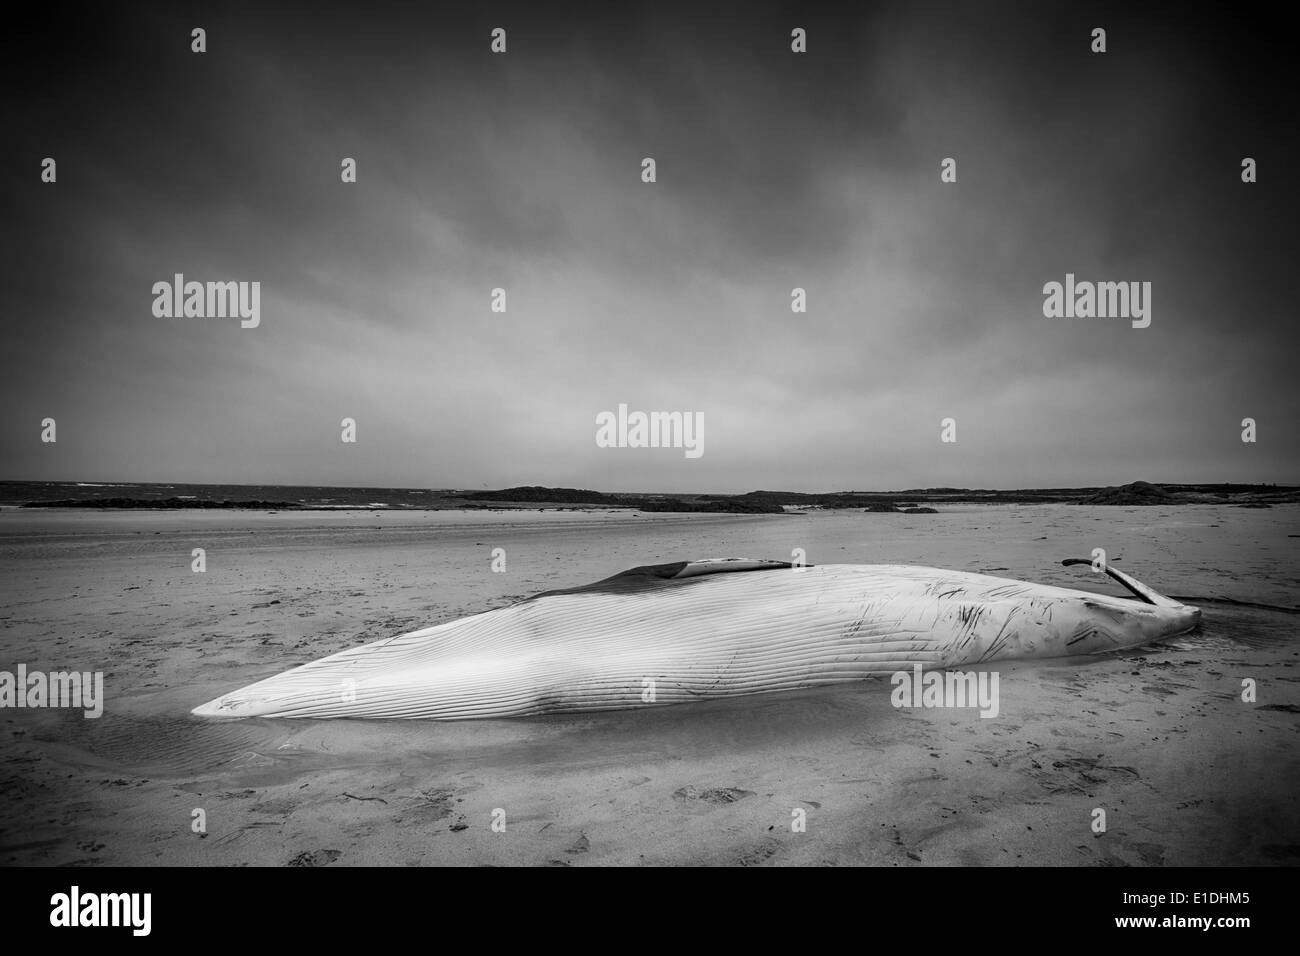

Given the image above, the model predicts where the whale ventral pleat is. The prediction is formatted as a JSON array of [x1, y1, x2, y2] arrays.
[[531, 558, 799, 599]]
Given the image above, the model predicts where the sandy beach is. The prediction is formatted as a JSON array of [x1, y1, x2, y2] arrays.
[[1, 504, 1296, 866]]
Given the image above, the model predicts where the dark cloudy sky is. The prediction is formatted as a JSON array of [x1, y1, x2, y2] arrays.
[[2, 1, 1295, 492]]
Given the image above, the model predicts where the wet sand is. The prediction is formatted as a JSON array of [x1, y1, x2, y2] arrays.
[[0, 504, 1297, 866]]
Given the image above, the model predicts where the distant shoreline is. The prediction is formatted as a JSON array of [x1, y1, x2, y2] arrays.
[[7, 480, 1297, 512]]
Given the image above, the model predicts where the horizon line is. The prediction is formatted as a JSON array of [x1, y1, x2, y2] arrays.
[[1, 478, 1295, 496]]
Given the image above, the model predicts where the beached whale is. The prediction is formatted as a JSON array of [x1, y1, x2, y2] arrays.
[[191, 558, 1201, 720]]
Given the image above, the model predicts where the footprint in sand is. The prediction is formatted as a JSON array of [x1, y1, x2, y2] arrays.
[[287, 848, 341, 866], [1032, 756, 1141, 795], [212, 821, 278, 847], [250, 797, 296, 815], [397, 787, 460, 825], [565, 834, 590, 855], [735, 841, 779, 866], [672, 786, 755, 805]]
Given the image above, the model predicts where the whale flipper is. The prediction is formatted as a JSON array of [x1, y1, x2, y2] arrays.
[[1060, 558, 1184, 608]]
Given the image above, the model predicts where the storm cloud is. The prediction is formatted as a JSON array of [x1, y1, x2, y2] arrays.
[[2, 1, 1295, 492]]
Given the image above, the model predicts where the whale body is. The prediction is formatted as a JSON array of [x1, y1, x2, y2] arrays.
[[192, 558, 1201, 720]]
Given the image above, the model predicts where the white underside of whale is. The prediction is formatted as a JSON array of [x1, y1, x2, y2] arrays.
[[192, 559, 1201, 720]]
